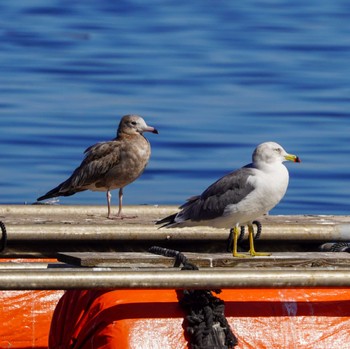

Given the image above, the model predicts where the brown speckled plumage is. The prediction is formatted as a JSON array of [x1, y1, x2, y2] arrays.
[[37, 115, 158, 218]]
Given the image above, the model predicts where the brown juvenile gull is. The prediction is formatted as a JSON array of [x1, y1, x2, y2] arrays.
[[37, 114, 158, 219], [157, 142, 300, 257]]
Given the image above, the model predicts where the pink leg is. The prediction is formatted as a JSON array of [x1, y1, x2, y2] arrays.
[[106, 190, 112, 218], [117, 187, 123, 217], [106, 188, 137, 219]]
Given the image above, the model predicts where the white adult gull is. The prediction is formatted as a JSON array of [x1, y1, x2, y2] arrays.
[[157, 142, 300, 257], [37, 114, 158, 219]]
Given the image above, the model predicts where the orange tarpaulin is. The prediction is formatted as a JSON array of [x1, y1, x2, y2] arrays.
[[2, 258, 350, 348], [0, 259, 63, 349], [49, 288, 350, 349], [1, 289, 63, 349]]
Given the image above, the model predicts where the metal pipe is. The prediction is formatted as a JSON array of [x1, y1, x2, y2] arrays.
[[5, 224, 350, 241], [3, 205, 350, 242], [1, 268, 350, 290], [4, 225, 228, 241], [0, 204, 168, 216], [0, 262, 69, 269]]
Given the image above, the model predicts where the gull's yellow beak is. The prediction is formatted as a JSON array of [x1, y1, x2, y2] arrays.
[[285, 154, 301, 163]]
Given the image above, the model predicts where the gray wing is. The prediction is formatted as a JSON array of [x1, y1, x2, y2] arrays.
[[176, 166, 256, 222]]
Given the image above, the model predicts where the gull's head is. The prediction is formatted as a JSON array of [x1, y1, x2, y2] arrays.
[[253, 142, 301, 165], [118, 114, 159, 136]]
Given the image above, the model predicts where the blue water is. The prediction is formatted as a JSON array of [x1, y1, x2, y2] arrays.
[[1, 1, 350, 215]]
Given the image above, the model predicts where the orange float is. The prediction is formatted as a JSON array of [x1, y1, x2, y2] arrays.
[[49, 288, 350, 349], [2, 258, 350, 348], [0, 259, 63, 349]]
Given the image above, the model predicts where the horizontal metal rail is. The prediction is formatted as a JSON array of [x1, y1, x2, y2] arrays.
[[5, 224, 350, 241], [0, 262, 72, 269], [1, 268, 350, 290]]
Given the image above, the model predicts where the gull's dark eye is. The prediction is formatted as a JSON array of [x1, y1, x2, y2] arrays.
[[131, 121, 137, 125], [274, 148, 282, 153]]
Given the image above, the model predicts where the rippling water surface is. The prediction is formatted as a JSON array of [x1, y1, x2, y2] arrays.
[[1, 1, 350, 215]]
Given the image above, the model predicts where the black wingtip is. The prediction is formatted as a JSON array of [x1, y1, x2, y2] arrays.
[[155, 213, 177, 228], [37, 185, 64, 202], [37, 193, 52, 201], [37, 189, 59, 202]]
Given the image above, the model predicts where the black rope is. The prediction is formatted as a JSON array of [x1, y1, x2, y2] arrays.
[[319, 242, 350, 252], [149, 245, 197, 268], [238, 220, 262, 242], [148, 246, 238, 349], [330, 242, 350, 252], [226, 229, 234, 253], [252, 220, 262, 240], [0, 221, 7, 253], [227, 220, 262, 253]]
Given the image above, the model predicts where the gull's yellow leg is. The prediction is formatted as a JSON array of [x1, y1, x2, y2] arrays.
[[232, 226, 248, 258], [248, 224, 270, 256]]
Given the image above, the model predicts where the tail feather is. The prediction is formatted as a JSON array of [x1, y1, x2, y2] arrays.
[[156, 213, 178, 228], [37, 182, 85, 201]]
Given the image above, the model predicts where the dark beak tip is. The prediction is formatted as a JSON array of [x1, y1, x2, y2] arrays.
[[152, 129, 159, 134], [295, 157, 301, 163]]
